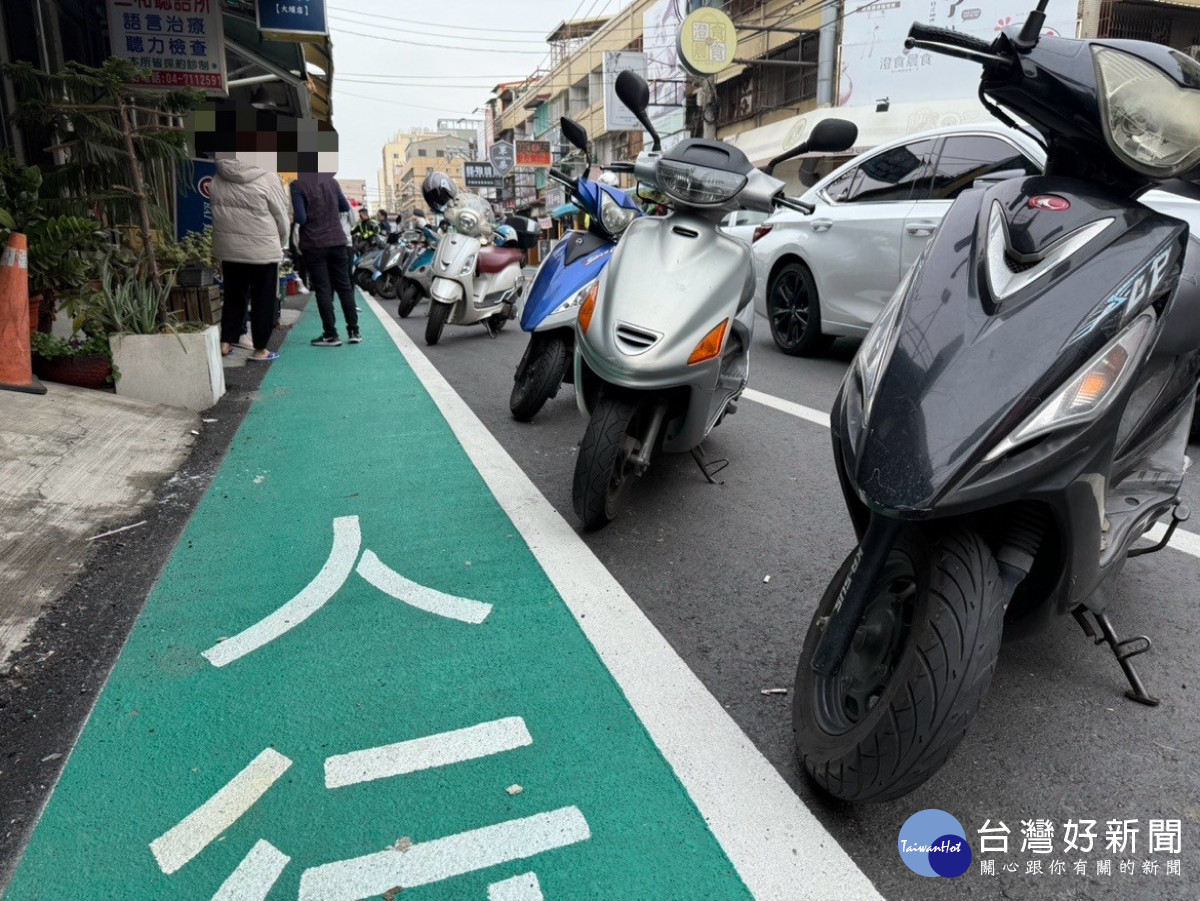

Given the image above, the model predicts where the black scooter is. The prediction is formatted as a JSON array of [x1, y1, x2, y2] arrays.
[[793, 2, 1200, 802]]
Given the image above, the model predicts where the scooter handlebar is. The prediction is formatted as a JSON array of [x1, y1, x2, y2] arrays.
[[775, 195, 815, 215], [549, 168, 576, 189], [906, 22, 991, 53]]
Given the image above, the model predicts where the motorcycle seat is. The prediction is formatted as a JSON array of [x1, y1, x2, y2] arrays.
[[478, 246, 523, 274]]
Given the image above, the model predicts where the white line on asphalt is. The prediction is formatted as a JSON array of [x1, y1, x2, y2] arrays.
[[203, 516, 362, 667], [743, 388, 1200, 563], [367, 297, 884, 901], [356, 550, 493, 624], [325, 717, 533, 789], [743, 388, 831, 428], [488, 872, 544, 901], [297, 807, 590, 901], [149, 748, 292, 875], [211, 840, 290, 901]]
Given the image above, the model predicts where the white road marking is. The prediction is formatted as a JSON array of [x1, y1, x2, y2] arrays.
[[325, 717, 533, 789], [297, 807, 590, 901], [211, 840, 290, 901], [744, 386, 1200, 563], [203, 516, 362, 667], [149, 748, 292, 875], [356, 550, 493, 624], [743, 388, 831, 428], [488, 872, 544, 901], [368, 297, 884, 901]]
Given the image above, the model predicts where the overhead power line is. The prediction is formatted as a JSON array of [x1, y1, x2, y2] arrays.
[[327, 13, 550, 46], [327, 4, 554, 35]]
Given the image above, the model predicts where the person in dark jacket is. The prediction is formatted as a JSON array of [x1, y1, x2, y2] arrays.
[[292, 172, 360, 346]]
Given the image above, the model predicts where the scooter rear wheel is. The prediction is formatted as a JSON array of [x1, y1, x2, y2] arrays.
[[572, 396, 644, 530], [792, 525, 1005, 802], [377, 271, 400, 300], [426, 301, 450, 346], [397, 280, 420, 318], [510, 334, 569, 422]]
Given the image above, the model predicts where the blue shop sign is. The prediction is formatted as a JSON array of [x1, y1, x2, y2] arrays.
[[177, 159, 217, 240], [256, 0, 328, 37]]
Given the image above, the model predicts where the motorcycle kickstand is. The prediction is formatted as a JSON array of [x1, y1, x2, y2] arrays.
[[690, 445, 729, 485], [1071, 607, 1160, 706]]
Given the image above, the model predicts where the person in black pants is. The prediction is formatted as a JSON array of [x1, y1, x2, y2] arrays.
[[292, 172, 360, 346], [223, 262, 279, 356]]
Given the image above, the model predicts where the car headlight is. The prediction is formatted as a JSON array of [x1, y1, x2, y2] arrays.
[[599, 192, 637, 235], [856, 261, 916, 423], [985, 310, 1157, 462], [1093, 47, 1200, 178], [459, 254, 477, 276], [551, 277, 599, 316], [657, 160, 747, 207]]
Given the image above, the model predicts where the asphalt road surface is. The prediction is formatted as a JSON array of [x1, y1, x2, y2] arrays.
[[384, 298, 1200, 901]]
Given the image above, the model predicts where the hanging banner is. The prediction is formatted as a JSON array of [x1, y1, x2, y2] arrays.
[[838, 0, 1074, 107], [643, 0, 688, 151], [603, 51, 646, 132], [256, 0, 329, 40], [516, 140, 553, 169], [107, 0, 228, 93]]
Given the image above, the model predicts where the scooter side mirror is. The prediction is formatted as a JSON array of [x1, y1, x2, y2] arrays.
[[615, 70, 662, 152], [561, 117, 589, 154], [765, 119, 858, 175]]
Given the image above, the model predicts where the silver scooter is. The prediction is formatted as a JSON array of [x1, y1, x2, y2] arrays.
[[426, 193, 527, 346], [571, 71, 857, 529]]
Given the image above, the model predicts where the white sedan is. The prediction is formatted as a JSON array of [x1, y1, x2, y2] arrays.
[[752, 122, 1200, 356]]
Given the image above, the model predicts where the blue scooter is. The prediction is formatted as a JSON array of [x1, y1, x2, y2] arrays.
[[397, 224, 441, 318], [510, 116, 642, 421]]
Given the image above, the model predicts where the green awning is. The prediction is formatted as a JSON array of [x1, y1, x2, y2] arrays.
[[552, 202, 581, 219]]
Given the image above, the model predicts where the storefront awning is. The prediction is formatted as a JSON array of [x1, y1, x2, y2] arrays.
[[552, 202, 580, 219], [725, 98, 1000, 167]]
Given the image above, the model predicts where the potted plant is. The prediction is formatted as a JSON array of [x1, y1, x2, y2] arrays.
[[91, 254, 225, 411], [30, 331, 114, 390]]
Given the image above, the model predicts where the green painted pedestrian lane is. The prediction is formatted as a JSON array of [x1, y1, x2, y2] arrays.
[[3, 298, 757, 900]]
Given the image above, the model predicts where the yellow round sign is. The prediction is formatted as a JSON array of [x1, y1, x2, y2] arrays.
[[677, 7, 738, 77]]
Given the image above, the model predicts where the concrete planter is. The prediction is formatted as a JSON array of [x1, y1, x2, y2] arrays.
[[109, 325, 225, 411]]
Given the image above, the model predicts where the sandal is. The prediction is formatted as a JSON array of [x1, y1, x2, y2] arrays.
[[248, 352, 279, 362], [221, 342, 233, 357]]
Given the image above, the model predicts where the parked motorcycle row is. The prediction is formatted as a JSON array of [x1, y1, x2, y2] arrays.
[[378, 6, 1200, 806]]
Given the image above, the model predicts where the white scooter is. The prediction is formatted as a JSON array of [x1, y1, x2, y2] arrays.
[[425, 193, 529, 346], [571, 71, 857, 529]]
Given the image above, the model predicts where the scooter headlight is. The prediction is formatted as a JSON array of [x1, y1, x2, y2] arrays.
[[552, 277, 599, 316], [856, 261, 916, 423], [1094, 47, 1200, 178], [599, 192, 637, 235], [657, 160, 747, 207], [985, 311, 1157, 462], [455, 208, 482, 235]]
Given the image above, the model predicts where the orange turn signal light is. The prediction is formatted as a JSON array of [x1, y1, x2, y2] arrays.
[[688, 318, 729, 365], [578, 282, 599, 335]]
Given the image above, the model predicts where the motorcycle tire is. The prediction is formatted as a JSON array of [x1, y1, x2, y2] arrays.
[[572, 396, 644, 530], [397, 280, 420, 318], [793, 525, 1005, 802], [354, 271, 374, 292], [377, 271, 399, 300], [425, 301, 450, 346], [510, 335, 569, 422], [487, 312, 509, 333]]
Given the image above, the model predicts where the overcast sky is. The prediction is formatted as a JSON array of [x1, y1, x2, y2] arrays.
[[327, 0, 620, 203]]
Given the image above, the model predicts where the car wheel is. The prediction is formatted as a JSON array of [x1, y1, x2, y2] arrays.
[[768, 260, 835, 357]]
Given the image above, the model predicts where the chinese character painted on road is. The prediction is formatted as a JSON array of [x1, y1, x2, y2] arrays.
[[1106, 820, 1139, 854], [1026, 860, 1043, 875], [1149, 820, 1181, 855], [1167, 859, 1182, 876], [979, 820, 1011, 854], [1021, 819, 1054, 854], [1143, 860, 1160, 875], [980, 859, 995, 876], [1049, 859, 1067, 875], [1063, 819, 1097, 854], [1073, 860, 1087, 876], [1096, 859, 1112, 876], [1119, 859, 1136, 875]]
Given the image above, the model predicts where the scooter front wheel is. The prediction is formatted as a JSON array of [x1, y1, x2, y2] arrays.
[[510, 334, 569, 422], [426, 302, 450, 345], [572, 396, 645, 530], [792, 525, 1005, 802]]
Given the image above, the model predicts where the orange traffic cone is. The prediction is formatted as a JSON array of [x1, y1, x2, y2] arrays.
[[0, 233, 46, 395]]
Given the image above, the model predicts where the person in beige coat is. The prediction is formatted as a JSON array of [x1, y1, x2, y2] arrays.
[[209, 158, 291, 360]]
